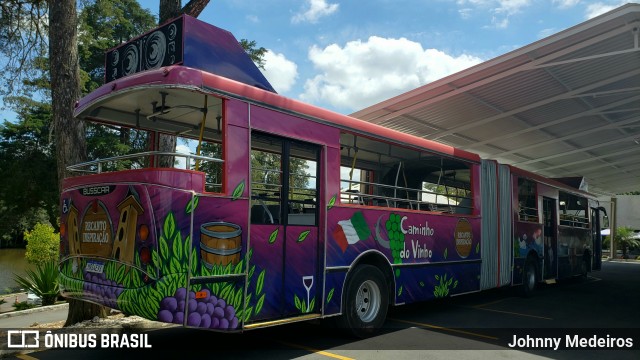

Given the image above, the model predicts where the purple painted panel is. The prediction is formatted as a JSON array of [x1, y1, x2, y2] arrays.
[[249, 104, 339, 146], [325, 205, 482, 306], [246, 224, 284, 321], [323, 272, 345, 315], [326, 207, 481, 267], [59, 170, 255, 331], [514, 221, 544, 259], [284, 226, 319, 316], [225, 123, 249, 199]]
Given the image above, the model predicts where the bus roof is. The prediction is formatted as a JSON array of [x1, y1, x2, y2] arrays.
[[74, 65, 481, 163]]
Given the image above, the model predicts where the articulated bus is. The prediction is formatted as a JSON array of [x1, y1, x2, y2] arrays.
[[58, 15, 604, 337]]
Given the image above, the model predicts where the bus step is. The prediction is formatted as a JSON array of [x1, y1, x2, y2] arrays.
[[243, 313, 322, 330], [544, 279, 556, 284]]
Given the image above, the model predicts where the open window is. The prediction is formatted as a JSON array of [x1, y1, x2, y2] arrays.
[[339, 132, 473, 213], [68, 92, 225, 193], [517, 178, 538, 222], [250, 133, 319, 226], [559, 192, 589, 228]]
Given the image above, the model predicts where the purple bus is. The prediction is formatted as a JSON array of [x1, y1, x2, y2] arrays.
[[58, 15, 604, 337]]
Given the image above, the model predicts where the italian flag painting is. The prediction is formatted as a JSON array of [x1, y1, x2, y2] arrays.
[[333, 212, 371, 253]]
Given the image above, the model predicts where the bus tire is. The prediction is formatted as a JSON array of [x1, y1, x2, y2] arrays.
[[338, 264, 388, 338], [580, 252, 590, 279], [520, 256, 537, 297]]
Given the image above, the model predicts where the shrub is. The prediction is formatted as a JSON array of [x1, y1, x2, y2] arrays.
[[24, 223, 59, 265], [13, 259, 59, 306], [13, 301, 37, 311]]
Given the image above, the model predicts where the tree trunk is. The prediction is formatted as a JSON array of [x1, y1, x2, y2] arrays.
[[159, 0, 181, 23], [182, 0, 211, 18], [155, 0, 210, 168], [48, 0, 108, 326]]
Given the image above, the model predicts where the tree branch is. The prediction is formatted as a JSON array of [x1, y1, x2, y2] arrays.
[[181, 0, 210, 18]]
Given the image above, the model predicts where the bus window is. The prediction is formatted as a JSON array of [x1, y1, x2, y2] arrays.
[[174, 136, 223, 192], [517, 178, 538, 222], [250, 134, 319, 226], [559, 192, 589, 228], [251, 135, 283, 225], [288, 141, 319, 226], [339, 132, 472, 213]]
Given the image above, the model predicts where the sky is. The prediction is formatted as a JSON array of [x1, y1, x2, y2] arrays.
[[134, 0, 630, 115], [0, 0, 630, 123]]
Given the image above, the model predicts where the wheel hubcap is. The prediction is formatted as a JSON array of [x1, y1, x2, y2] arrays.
[[526, 266, 535, 289], [355, 279, 381, 323]]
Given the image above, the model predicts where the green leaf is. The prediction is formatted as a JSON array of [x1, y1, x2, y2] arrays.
[[444, 248, 448, 259], [163, 213, 176, 240], [294, 294, 302, 310], [223, 263, 233, 275], [475, 243, 480, 254], [160, 235, 170, 263], [397, 285, 403, 296], [244, 306, 253, 322], [435, 274, 439, 280], [327, 195, 336, 210], [115, 264, 126, 283], [191, 247, 198, 275], [297, 230, 310, 243], [220, 283, 233, 300], [170, 257, 181, 274], [184, 232, 191, 261], [248, 265, 256, 280], [255, 294, 265, 315], [234, 287, 243, 309], [256, 269, 265, 295], [234, 260, 244, 274], [453, 280, 458, 289], [326, 288, 334, 303], [172, 232, 183, 261], [186, 196, 199, 214], [268, 228, 279, 244], [309, 298, 315, 312], [419, 281, 425, 287], [232, 180, 245, 200]]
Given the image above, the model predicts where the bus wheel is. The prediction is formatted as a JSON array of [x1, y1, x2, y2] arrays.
[[580, 254, 589, 278], [339, 264, 388, 338], [520, 257, 537, 297]]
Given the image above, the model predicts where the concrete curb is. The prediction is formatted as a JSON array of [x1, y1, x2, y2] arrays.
[[0, 303, 68, 320]]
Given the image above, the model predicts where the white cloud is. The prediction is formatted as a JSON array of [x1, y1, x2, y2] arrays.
[[538, 27, 557, 39], [585, 2, 626, 19], [262, 50, 298, 93], [300, 37, 482, 112], [175, 144, 192, 169], [292, 0, 339, 24], [459, 8, 473, 19], [552, 0, 580, 9], [456, 0, 532, 28]]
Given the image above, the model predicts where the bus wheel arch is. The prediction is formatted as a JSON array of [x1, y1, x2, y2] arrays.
[[520, 252, 539, 297], [339, 253, 392, 338]]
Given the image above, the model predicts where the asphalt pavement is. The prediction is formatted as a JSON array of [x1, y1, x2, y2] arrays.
[[0, 303, 69, 328]]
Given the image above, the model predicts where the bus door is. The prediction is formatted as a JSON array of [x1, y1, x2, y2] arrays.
[[543, 197, 558, 279], [248, 133, 322, 321], [591, 207, 602, 270]]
